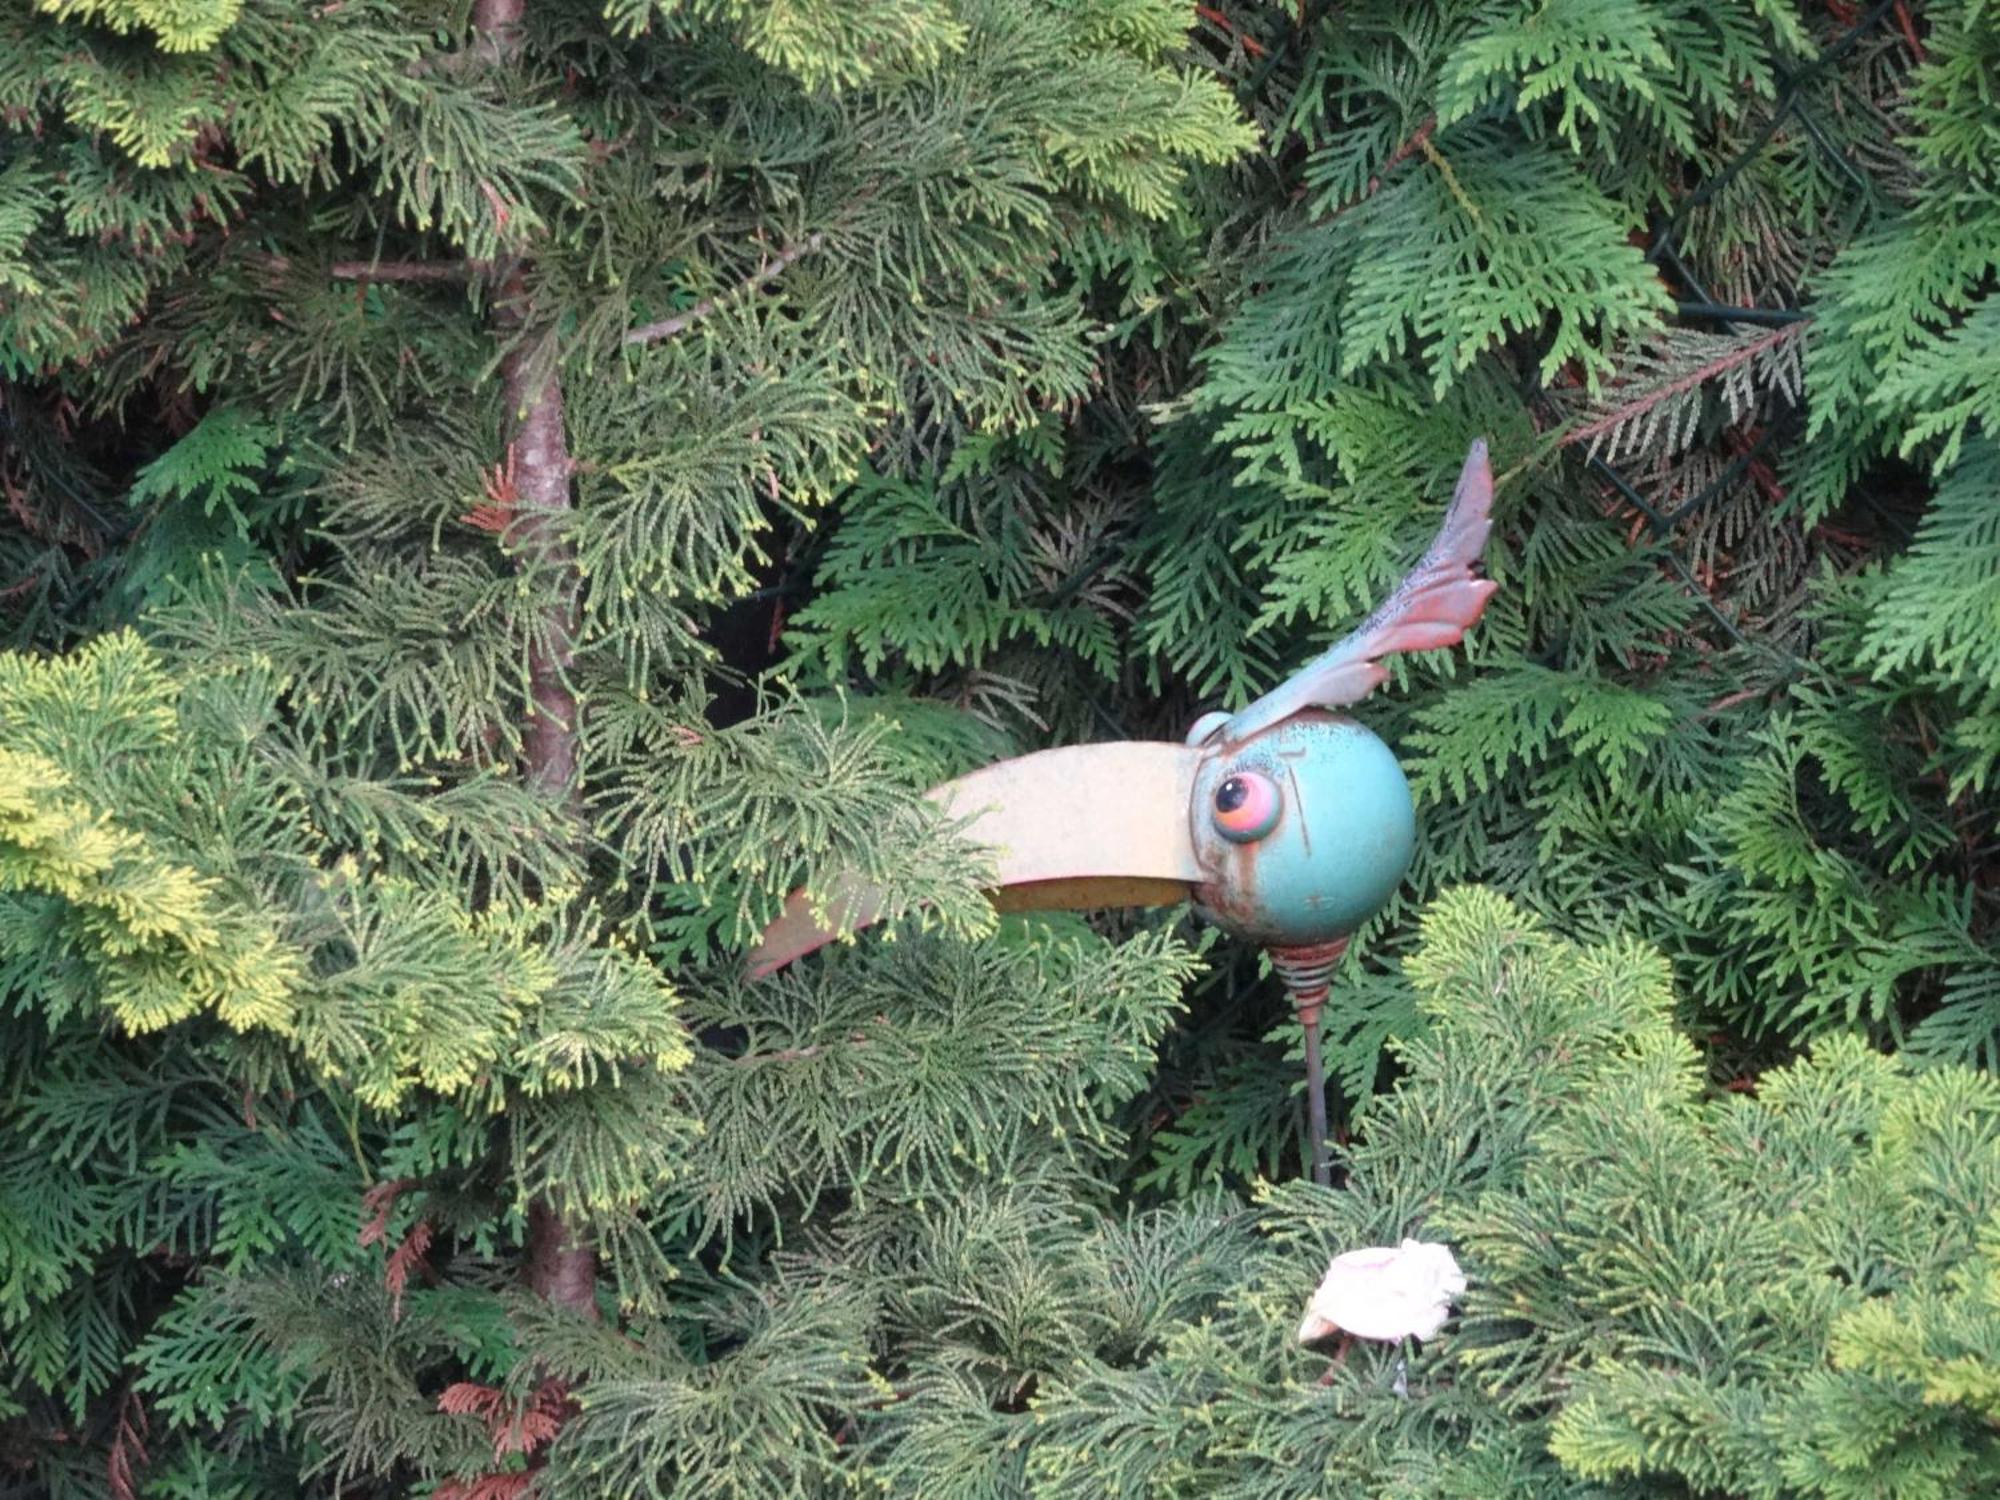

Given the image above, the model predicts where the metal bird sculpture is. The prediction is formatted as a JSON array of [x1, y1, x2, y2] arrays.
[[750, 440, 1498, 1187]]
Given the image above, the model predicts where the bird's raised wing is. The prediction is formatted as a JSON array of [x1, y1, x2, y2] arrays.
[[1215, 439, 1496, 745]]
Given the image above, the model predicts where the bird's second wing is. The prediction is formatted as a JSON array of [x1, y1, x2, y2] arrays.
[[1216, 439, 1496, 745]]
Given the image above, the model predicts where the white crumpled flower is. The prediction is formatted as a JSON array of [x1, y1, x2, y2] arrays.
[[1296, 1238, 1465, 1344]]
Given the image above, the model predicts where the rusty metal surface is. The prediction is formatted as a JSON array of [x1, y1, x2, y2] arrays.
[[988, 876, 1192, 912], [1268, 938, 1353, 1028]]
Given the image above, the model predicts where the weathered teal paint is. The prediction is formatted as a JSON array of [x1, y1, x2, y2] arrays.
[[1188, 712, 1416, 947]]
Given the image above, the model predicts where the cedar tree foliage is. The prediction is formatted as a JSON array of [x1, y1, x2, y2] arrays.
[[1, 0, 1997, 1495]]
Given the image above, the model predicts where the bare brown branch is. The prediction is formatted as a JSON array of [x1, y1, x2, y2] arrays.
[[466, 0, 595, 1324], [1314, 115, 1437, 225], [329, 259, 483, 283], [1561, 322, 1806, 456]]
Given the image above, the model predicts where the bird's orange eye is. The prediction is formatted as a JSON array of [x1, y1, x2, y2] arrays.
[[1212, 770, 1281, 843]]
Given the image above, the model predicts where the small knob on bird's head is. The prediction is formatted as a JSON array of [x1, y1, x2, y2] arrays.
[[1184, 710, 1232, 747]]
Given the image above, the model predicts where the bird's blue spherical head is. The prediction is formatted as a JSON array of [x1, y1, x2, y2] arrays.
[[1185, 711, 1416, 948]]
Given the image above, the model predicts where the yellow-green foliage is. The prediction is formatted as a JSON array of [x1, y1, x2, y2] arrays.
[[34, 0, 241, 52], [978, 891, 2000, 1497], [0, 633, 690, 1111], [1827, 1189, 2000, 1432], [0, 630, 703, 1471], [8, 0, 1999, 1493], [0, 635, 300, 1035], [622, 0, 972, 90], [0, 746, 300, 1034]]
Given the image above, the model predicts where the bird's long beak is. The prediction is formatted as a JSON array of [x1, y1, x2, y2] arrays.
[[747, 741, 1205, 977]]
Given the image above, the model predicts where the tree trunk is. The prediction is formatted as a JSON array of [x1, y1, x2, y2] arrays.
[[525, 1197, 597, 1311], [492, 278, 580, 802], [495, 320, 593, 1315], [474, 0, 595, 1321]]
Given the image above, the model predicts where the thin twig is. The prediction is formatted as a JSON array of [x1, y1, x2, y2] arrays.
[[1892, 0, 1924, 61], [1417, 132, 1480, 222], [1587, 454, 1807, 669], [622, 233, 826, 347], [1239, 0, 1336, 100], [1561, 323, 1806, 457], [1316, 116, 1436, 225], [1695, 687, 1769, 719], [1657, 422, 1784, 529], [1197, 4, 1267, 58], [1587, 455, 1676, 535], [1653, 239, 1734, 331], [329, 259, 484, 282], [1789, 98, 1874, 195], [728, 1035, 868, 1067]]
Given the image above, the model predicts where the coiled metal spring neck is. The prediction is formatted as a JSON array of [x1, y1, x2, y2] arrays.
[[1269, 938, 1350, 1027]]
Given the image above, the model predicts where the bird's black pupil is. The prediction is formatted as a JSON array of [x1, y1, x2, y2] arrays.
[[1216, 777, 1249, 813]]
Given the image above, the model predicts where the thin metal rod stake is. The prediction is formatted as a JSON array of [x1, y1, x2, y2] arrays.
[[1301, 1005, 1330, 1187], [1271, 939, 1350, 1190]]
